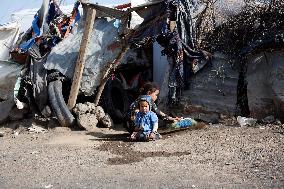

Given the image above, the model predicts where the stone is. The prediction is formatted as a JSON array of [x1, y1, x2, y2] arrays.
[[73, 103, 89, 115], [237, 116, 257, 127], [190, 112, 219, 124], [99, 114, 114, 128], [262, 115, 275, 124], [77, 113, 98, 131], [95, 106, 106, 120]]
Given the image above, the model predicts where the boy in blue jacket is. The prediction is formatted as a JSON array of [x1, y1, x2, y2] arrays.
[[130, 96, 162, 141]]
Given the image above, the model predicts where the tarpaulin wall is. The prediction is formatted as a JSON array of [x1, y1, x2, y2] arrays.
[[0, 22, 20, 61]]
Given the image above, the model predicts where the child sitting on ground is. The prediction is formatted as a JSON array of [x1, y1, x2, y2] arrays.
[[125, 82, 180, 133], [130, 96, 162, 141]]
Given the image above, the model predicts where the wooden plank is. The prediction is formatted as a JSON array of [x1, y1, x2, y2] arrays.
[[67, 6, 96, 110]]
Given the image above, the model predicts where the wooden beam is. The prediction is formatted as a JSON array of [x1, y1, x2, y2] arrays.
[[67, 6, 96, 110]]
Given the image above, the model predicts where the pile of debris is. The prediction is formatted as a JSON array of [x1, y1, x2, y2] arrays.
[[73, 102, 113, 130]]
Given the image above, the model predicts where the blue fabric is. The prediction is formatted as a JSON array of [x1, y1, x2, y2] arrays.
[[169, 118, 194, 129], [135, 111, 158, 133], [135, 132, 161, 141], [176, 119, 192, 128], [73, 1, 81, 25], [74, 11, 81, 23], [20, 14, 40, 52], [19, 38, 36, 52], [47, 1, 63, 24], [32, 14, 40, 37], [74, 1, 80, 9]]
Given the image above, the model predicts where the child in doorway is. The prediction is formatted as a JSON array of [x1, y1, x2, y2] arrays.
[[130, 96, 162, 141]]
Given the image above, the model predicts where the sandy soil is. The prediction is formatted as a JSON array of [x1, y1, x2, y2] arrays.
[[0, 118, 283, 189]]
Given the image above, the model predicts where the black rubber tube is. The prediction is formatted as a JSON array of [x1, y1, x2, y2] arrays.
[[48, 81, 67, 126], [53, 80, 74, 126]]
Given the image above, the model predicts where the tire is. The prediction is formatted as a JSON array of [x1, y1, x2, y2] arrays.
[[101, 78, 129, 123], [48, 80, 75, 127]]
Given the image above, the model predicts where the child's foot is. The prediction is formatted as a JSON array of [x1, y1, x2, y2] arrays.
[[148, 132, 162, 141], [155, 132, 162, 139], [149, 132, 156, 140]]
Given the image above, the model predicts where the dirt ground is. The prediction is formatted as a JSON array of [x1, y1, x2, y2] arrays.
[[0, 118, 283, 189]]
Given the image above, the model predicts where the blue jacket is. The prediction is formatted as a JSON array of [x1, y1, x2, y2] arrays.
[[135, 111, 158, 133]]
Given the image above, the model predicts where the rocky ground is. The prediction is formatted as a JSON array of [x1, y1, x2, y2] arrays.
[[0, 118, 283, 189]]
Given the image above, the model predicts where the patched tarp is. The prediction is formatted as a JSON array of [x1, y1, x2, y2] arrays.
[[0, 22, 20, 60], [44, 18, 122, 95], [28, 45, 48, 113], [0, 61, 21, 100]]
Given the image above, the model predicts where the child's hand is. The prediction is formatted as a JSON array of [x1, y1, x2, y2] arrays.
[[174, 117, 182, 121], [168, 116, 182, 122]]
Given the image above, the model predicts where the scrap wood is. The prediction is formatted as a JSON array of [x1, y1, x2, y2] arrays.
[[114, 3, 131, 10], [82, 2, 127, 19], [67, 7, 96, 110]]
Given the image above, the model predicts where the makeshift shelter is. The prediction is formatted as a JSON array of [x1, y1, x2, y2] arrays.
[[3, 0, 283, 127], [38, 0, 210, 126]]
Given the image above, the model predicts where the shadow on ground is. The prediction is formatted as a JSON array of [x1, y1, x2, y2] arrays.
[[86, 131, 191, 165]]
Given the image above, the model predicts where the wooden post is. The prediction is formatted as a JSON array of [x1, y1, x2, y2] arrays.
[[67, 6, 96, 110]]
